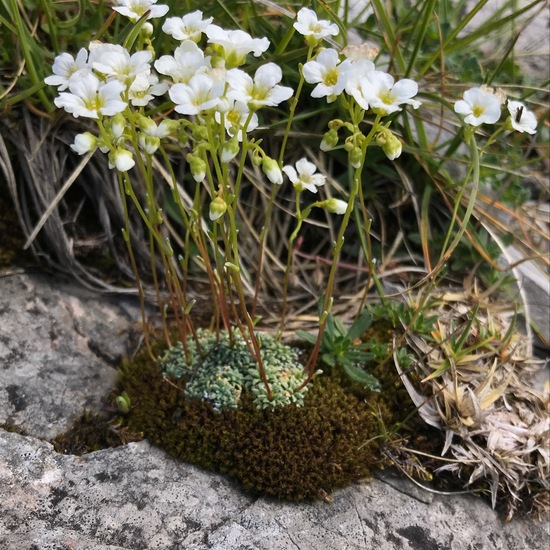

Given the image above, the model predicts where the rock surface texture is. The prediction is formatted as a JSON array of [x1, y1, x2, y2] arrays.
[[2, 430, 549, 550], [0, 272, 142, 440], [1, 271, 549, 549]]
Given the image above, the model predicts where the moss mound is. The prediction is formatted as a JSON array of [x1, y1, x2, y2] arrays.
[[118, 342, 395, 501], [51, 411, 143, 455]]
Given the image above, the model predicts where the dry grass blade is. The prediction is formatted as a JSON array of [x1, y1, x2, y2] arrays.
[[24, 150, 94, 249], [2, 108, 153, 292]]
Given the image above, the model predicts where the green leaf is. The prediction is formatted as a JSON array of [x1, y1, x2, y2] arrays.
[[341, 363, 381, 392], [321, 353, 336, 368], [296, 330, 317, 346], [347, 311, 373, 341]]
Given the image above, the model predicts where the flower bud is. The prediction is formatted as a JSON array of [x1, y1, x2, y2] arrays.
[[71, 132, 97, 155], [221, 136, 240, 163], [377, 128, 402, 161], [349, 147, 363, 169], [262, 157, 283, 185], [115, 392, 131, 414], [187, 154, 206, 182], [320, 129, 339, 152], [157, 120, 180, 138], [139, 134, 161, 155], [323, 198, 348, 215], [209, 196, 228, 221], [251, 150, 263, 166], [136, 114, 157, 134], [110, 113, 126, 140], [110, 149, 135, 172], [177, 128, 189, 147], [192, 125, 209, 142], [141, 22, 154, 38]]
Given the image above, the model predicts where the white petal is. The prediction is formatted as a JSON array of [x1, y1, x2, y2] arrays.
[[454, 99, 472, 116], [302, 61, 324, 84], [392, 79, 418, 101], [69, 72, 99, 99], [282, 165, 298, 183], [226, 68, 252, 92], [296, 158, 316, 177], [255, 63, 282, 89], [265, 85, 293, 106], [316, 48, 339, 66]]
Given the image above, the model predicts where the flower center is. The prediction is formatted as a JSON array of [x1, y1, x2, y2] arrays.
[[323, 68, 339, 87], [227, 110, 241, 125], [130, 2, 147, 16], [472, 105, 484, 118], [252, 86, 269, 102], [85, 95, 102, 113], [379, 91, 394, 105]]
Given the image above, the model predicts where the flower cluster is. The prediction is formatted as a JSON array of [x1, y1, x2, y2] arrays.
[[43, 4, 538, 410], [302, 49, 421, 116], [293, 11, 421, 164], [454, 85, 537, 134], [44, 9, 296, 176]]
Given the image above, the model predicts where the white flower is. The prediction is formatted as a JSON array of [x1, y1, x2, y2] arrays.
[[454, 87, 501, 126], [162, 11, 213, 42], [507, 100, 537, 134], [128, 73, 168, 106], [205, 25, 269, 68], [293, 8, 339, 42], [54, 72, 127, 119], [215, 100, 258, 141], [338, 2, 373, 24], [44, 48, 89, 90], [154, 41, 211, 84], [282, 158, 326, 193], [226, 63, 293, 110], [355, 71, 421, 115], [344, 59, 376, 108], [112, 0, 169, 22], [91, 45, 152, 84], [70, 132, 97, 154], [109, 149, 135, 171], [302, 49, 351, 102], [169, 74, 224, 115]]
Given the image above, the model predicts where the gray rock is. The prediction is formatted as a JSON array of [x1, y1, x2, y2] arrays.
[[0, 272, 143, 440], [1, 430, 548, 550], [0, 272, 548, 549]]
